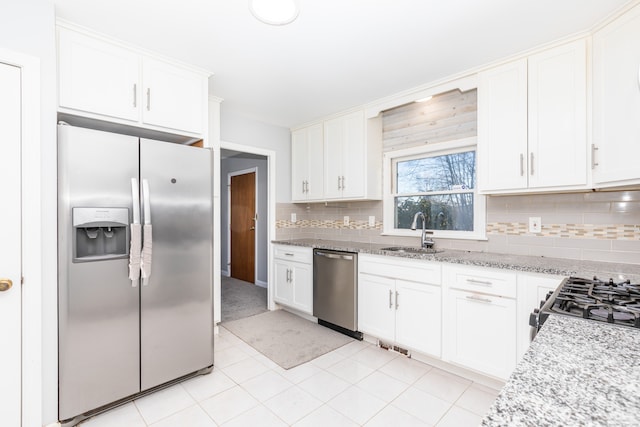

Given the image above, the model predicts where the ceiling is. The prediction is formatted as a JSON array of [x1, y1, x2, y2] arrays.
[[53, 0, 631, 128]]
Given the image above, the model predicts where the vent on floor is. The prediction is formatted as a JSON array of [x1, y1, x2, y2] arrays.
[[378, 340, 411, 357]]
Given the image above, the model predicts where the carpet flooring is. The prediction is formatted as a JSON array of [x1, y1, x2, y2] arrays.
[[221, 276, 268, 322], [223, 309, 354, 369]]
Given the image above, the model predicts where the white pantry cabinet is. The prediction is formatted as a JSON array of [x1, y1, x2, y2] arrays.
[[442, 265, 517, 380], [478, 39, 587, 193], [291, 124, 324, 201], [516, 273, 563, 360], [273, 245, 313, 314], [592, 4, 640, 188], [57, 25, 208, 136], [358, 255, 442, 357]]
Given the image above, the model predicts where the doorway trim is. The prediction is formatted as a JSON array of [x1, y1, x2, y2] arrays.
[[226, 167, 259, 284], [0, 47, 43, 427], [220, 141, 277, 311]]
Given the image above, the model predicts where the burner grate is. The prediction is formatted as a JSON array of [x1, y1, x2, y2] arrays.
[[549, 276, 640, 328]]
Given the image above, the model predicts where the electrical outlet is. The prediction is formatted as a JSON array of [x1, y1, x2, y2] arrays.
[[369, 215, 376, 227], [529, 217, 541, 233], [343, 216, 350, 226], [291, 213, 296, 223]]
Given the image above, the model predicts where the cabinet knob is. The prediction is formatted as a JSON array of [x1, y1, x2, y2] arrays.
[[0, 278, 13, 292]]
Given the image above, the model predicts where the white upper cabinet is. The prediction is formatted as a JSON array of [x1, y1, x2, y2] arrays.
[[477, 58, 528, 192], [58, 27, 140, 122], [141, 57, 207, 134], [291, 124, 324, 201], [291, 110, 382, 203], [592, 4, 640, 188], [324, 111, 366, 199], [478, 39, 587, 193], [57, 25, 209, 136]]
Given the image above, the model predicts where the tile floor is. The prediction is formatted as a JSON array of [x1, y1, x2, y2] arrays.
[[81, 327, 499, 426]]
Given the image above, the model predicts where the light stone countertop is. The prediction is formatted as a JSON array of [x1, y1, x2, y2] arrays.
[[272, 238, 640, 281], [481, 315, 640, 426]]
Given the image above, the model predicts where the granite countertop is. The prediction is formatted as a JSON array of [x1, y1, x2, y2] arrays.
[[272, 238, 640, 281], [482, 315, 640, 426]]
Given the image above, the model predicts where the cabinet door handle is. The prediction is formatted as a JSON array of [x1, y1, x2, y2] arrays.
[[591, 144, 599, 169], [466, 295, 492, 304], [133, 84, 137, 107], [395, 291, 399, 309], [519, 153, 524, 176], [305, 180, 309, 193], [146, 88, 151, 111], [529, 152, 534, 175], [286, 268, 291, 282], [388, 289, 393, 309], [341, 176, 346, 190], [466, 278, 493, 286], [337, 176, 341, 190]]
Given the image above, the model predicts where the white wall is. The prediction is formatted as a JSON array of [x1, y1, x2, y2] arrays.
[[0, 0, 58, 424], [220, 156, 269, 284], [220, 105, 291, 202]]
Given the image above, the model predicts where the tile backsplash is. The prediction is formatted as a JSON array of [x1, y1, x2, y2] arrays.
[[276, 190, 640, 265]]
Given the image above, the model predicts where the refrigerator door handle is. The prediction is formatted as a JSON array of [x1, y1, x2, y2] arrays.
[[141, 179, 153, 286], [128, 178, 142, 287]]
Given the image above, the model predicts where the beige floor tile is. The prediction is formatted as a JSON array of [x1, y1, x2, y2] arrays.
[[133, 384, 195, 425], [364, 404, 430, 427], [222, 404, 287, 427], [412, 368, 472, 403], [148, 405, 216, 427], [455, 383, 499, 416], [435, 406, 482, 427], [392, 386, 451, 425], [199, 385, 259, 425], [293, 404, 359, 427], [263, 386, 323, 425]]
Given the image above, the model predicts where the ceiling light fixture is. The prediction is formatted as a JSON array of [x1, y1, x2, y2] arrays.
[[415, 95, 433, 103], [249, 0, 300, 26]]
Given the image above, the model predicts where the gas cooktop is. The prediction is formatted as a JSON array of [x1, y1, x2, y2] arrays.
[[531, 276, 640, 331]]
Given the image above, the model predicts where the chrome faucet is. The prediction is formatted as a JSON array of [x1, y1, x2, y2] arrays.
[[411, 212, 434, 248]]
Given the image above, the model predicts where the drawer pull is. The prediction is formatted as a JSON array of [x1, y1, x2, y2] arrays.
[[284, 253, 295, 256], [466, 278, 493, 286], [466, 295, 492, 303]]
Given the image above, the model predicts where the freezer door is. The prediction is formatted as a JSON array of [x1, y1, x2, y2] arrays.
[[139, 139, 213, 390], [58, 125, 140, 421]]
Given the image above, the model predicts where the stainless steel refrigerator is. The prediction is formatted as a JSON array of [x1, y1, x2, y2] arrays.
[[57, 124, 213, 424]]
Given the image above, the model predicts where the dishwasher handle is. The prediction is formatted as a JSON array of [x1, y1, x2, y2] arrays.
[[315, 251, 354, 261]]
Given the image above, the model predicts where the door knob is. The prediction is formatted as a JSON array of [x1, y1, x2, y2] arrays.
[[250, 227, 255, 231], [0, 278, 13, 292]]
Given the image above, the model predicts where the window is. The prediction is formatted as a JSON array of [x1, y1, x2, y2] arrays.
[[383, 137, 486, 240]]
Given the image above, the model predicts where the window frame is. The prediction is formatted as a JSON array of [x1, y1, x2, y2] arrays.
[[382, 136, 486, 240]]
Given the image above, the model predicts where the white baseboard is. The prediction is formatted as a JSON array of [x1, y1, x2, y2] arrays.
[[256, 279, 267, 288]]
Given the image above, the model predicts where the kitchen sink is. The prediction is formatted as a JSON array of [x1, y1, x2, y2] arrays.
[[381, 246, 443, 254]]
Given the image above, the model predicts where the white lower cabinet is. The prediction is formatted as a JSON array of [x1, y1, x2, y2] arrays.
[[273, 245, 312, 314], [358, 255, 442, 358], [516, 273, 563, 359], [443, 265, 517, 380]]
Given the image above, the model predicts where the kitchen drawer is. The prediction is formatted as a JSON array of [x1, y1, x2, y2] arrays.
[[273, 244, 312, 264], [359, 254, 441, 286], [443, 264, 517, 298]]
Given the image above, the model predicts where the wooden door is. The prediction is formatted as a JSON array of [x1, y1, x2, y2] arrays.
[[0, 61, 22, 426], [230, 172, 256, 283]]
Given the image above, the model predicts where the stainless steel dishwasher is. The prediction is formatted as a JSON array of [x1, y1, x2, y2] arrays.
[[313, 249, 362, 340]]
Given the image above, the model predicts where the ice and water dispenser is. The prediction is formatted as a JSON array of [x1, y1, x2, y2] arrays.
[[72, 207, 129, 262]]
